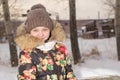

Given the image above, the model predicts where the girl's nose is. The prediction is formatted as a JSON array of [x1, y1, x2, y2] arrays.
[[38, 31, 43, 37]]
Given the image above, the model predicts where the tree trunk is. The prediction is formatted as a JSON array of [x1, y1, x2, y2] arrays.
[[69, 0, 81, 64], [1, 0, 18, 66], [115, 0, 120, 60]]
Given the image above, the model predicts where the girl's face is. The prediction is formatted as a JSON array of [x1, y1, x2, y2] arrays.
[[30, 26, 50, 42]]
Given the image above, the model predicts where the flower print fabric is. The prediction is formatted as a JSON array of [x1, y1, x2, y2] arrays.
[[18, 42, 76, 80]]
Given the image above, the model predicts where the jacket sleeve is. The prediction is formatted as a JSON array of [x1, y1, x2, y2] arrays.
[[65, 55, 76, 80], [57, 43, 76, 80], [17, 50, 36, 80]]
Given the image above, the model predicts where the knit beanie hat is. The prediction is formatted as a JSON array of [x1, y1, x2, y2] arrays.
[[31, 3, 46, 11], [30, 3, 51, 16], [25, 9, 53, 33]]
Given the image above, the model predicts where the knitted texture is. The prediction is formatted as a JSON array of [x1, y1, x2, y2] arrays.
[[25, 9, 53, 32]]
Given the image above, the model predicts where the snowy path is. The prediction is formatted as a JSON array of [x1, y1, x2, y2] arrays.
[[1, 37, 120, 80], [0, 64, 17, 80], [81, 76, 120, 80]]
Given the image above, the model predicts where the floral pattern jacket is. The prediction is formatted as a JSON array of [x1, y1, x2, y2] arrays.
[[18, 41, 76, 80]]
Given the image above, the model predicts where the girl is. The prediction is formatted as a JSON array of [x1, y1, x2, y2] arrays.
[[15, 7, 76, 80]]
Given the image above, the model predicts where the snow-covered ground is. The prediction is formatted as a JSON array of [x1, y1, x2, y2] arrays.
[[0, 37, 120, 80]]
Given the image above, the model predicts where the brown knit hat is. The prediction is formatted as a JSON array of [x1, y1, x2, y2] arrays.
[[25, 9, 53, 33], [30, 3, 51, 16], [31, 3, 46, 10]]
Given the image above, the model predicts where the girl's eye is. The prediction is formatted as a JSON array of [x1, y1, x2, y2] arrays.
[[32, 29, 38, 32], [42, 28, 48, 31]]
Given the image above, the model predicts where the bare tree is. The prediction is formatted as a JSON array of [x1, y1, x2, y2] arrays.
[[115, 0, 120, 60], [69, 0, 81, 64], [0, 0, 21, 44], [0, 0, 22, 19], [1, 0, 18, 66], [104, 0, 115, 9], [102, 0, 115, 18]]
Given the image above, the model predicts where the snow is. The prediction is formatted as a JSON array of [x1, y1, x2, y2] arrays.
[[0, 37, 120, 80]]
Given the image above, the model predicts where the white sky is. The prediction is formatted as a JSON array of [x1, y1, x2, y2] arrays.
[[8, 0, 115, 20]]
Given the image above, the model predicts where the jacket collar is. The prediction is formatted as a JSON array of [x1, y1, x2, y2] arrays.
[[36, 41, 56, 51]]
